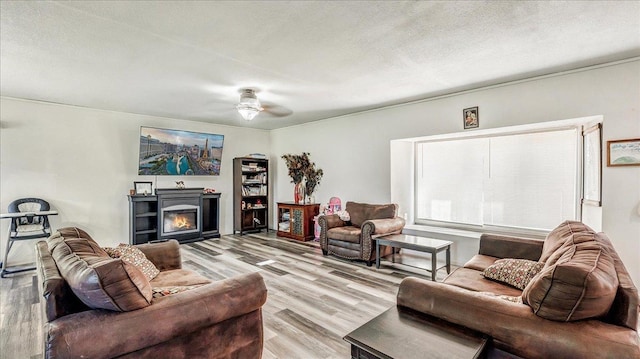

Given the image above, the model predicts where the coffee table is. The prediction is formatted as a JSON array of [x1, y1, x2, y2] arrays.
[[376, 234, 452, 281], [344, 306, 488, 359]]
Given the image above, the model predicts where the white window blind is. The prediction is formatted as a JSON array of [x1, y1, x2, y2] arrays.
[[416, 129, 578, 231]]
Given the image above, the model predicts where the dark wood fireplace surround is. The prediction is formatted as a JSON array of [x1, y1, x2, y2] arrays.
[[128, 187, 220, 245]]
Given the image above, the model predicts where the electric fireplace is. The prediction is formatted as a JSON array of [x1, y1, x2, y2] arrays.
[[162, 204, 199, 235], [157, 188, 203, 243]]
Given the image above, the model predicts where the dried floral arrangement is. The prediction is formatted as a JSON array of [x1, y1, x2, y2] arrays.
[[281, 152, 323, 197]]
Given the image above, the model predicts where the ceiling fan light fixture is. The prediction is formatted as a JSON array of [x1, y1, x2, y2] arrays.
[[236, 89, 263, 121]]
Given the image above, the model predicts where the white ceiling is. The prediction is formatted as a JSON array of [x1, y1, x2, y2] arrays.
[[1, 1, 639, 130]]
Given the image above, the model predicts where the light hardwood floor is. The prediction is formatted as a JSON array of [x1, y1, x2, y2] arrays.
[[0, 232, 449, 359]]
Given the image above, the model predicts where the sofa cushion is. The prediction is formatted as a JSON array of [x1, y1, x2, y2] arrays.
[[443, 267, 523, 297], [346, 202, 396, 228], [463, 254, 499, 271], [47, 228, 153, 312], [327, 226, 362, 243], [104, 244, 160, 281], [150, 268, 212, 287], [523, 232, 618, 321], [540, 220, 594, 263], [482, 258, 544, 290], [151, 285, 203, 298]]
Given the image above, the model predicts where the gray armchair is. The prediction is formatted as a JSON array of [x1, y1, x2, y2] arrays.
[[319, 201, 405, 266]]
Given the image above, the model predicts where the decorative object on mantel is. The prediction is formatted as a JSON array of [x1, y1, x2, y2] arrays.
[[134, 181, 153, 195], [203, 188, 216, 194], [281, 152, 323, 204], [463, 106, 479, 129], [607, 138, 640, 166], [175, 181, 185, 189]]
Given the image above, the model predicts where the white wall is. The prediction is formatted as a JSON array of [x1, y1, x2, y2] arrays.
[[2, 60, 638, 285], [0, 98, 270, 265], [270, 60, 640, 285]]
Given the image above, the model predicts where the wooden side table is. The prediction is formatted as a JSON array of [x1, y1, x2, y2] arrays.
[[276, 202, 319, 241]]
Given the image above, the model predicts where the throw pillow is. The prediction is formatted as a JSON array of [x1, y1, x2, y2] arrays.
[[540, 220, 594, 263], [48, 229, 152, 312], [104, 244, 160, 281], [336, 210, 350, 222], [482, 258, 544, 290], [523, 232, 619, 322]]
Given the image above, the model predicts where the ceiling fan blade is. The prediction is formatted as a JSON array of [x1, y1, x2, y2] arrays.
[[262, 103, 292, 117]]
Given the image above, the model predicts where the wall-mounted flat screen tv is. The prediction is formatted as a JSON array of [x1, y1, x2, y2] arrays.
[[138, 126, 224, 176]]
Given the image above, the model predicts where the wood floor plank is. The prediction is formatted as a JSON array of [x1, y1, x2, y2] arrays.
[[0, 231, 450, 359]]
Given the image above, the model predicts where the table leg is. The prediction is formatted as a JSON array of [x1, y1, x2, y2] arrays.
[[446, 245, 451, 274], [376, 240, 380, 269], [431, 250, 437, 281]]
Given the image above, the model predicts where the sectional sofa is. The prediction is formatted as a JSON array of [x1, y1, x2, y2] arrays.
[[397, 221, 640, 358], [36, 227, 267, 358]]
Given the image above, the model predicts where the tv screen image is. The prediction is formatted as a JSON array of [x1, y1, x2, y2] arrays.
[[138, 126, 224, 176]]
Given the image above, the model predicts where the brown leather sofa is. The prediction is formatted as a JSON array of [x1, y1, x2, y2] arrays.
[[318, 201, 405, 265], [36, 227, 267, 358], [397, 221, 640, 359]]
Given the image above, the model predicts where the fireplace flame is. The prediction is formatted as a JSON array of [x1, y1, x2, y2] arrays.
[[173, 215, 192, 229]]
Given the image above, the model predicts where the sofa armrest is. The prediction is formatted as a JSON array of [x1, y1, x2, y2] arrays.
[[397, 277, 640, 359], [45, 272, 267, 358], [479, 234, 543, 261], [319, 214, 346, 250], [318, 214, 345, 230], [136, 239, 182, 271], [362, 217, 405, 236]]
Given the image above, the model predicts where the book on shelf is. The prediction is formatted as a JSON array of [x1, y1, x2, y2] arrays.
[[241, 165, 266, 172], [242, 172, 267, 184], [242, 185, 267, 196]]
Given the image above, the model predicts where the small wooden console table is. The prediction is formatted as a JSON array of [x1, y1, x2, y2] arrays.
[[276, 202, 319, 241]]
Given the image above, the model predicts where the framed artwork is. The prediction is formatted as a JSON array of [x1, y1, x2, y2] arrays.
[[138, 126, 224, 176], [134, 181, 153, 195], [582, 124, 601, 206], [463, 107, 479, 129], [607, 138, 640, 167]]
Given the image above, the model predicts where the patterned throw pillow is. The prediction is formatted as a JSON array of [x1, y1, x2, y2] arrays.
[[104, 244, 160, 281], [482, 258, 544, 290], [152, 285, 202, 298]]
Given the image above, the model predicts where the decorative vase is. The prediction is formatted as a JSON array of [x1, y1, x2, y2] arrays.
[[294, 183, 305, 204], [299, 183, 306, 204], [294, 183, 300, 204]]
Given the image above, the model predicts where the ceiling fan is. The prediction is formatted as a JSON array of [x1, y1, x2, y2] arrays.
[[235, 88, 291, 121], [236, 89, 263, 121]]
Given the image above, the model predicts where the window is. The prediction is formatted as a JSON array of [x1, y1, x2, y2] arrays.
[[415, 128, 579, 232]]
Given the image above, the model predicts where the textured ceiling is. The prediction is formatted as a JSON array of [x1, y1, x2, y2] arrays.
[[1, 1, 639, 130]]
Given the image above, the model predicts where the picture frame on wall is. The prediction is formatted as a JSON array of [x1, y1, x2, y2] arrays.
[[463, 107, 479, 129], [607, 138, 640, 167], [134, 181, 153, 195]]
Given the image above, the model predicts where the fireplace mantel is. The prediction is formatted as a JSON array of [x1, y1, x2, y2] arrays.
[[155, 188, 204, 196], [128, 189, 220, 245]]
